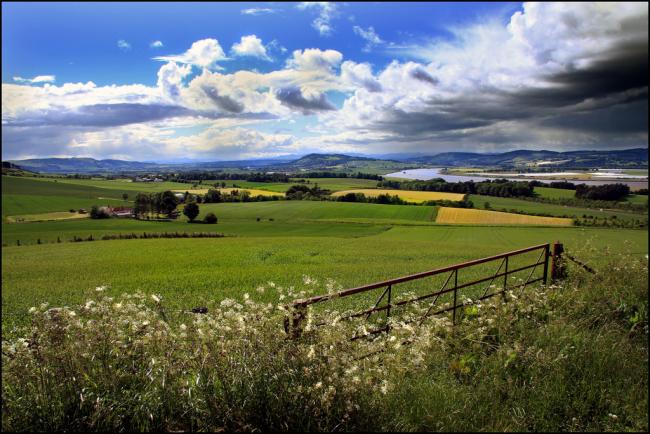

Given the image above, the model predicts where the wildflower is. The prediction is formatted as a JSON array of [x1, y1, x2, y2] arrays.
[[28, 307, 37, 314], [113, 303, 123, 310], [315, 381, 323, 389], [95, 285, 107, 292], [608, 413, 618, 420], [307, 345, 316, 360], [151, 294, 160, 303], [256, 286, 265, 293], [380, 380, 389, 395], [180, 324, 187, 331], [243, 293, 250, 301], [141, 320, 150, 327]]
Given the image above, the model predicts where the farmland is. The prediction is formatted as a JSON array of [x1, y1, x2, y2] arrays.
[[331, 189, 465, 202], [435, 207, 574, 226]]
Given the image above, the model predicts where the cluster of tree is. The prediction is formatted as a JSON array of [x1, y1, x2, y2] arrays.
[[201, 189, 282, 204], [133, 191, 179, 219], [334, 192, 474, 208], [335, 192, 407, 205], [378, 178, 535, 198], [285, 184, 331, 200], [575, 183, 630, 201], [547, 181, 577, 190], [89, 205, 110, 219]]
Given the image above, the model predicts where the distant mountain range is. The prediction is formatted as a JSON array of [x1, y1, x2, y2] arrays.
[[5, 148, 647, 174], [407, 148, 648, 168]]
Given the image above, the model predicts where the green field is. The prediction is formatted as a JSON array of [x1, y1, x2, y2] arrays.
[[3, 174, 648, 331], [469, 194, 648, 222], [3, 224, 647, 329]]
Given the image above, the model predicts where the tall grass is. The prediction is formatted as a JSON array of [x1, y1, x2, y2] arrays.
[[2, 253, 647, 431]]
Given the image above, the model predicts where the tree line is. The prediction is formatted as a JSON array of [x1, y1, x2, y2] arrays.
[[378, 178, 535, 198]]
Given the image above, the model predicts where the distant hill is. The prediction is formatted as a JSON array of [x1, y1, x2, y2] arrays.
[[277, 153, 379, 169], [1, 161, 38, 176], [6, 148, 647, 174], [6, 158, 161, 173], [408, 148, 648, 168]]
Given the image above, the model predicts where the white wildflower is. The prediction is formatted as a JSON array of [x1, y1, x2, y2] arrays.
[[28, 307, 37, 314], [151, 294, 161, 303], [95, 285, 107, 292], [180, 324, 187, 331]]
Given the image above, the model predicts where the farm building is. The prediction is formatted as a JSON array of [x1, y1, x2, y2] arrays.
[[99, 206, 134, 217]]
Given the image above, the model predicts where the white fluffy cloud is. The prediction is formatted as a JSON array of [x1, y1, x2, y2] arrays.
[[153, 39, 227, 69], [353, 26, 384, 51], [3, 3, 647, 160], [150, 40, 164, 48], [297, 2, 338, 36], [231, 35, 271, 60], [12, 75, 56, 84]]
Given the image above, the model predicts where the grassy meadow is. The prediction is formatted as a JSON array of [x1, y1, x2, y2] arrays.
[[2, 173, 648, 432]]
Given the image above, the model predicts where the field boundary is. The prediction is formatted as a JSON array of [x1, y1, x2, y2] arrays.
[[287, 242, 562, 339]]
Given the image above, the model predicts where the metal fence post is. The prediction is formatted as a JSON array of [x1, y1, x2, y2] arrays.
[[452, 269, 458, 325], [543, 243, 550, 284], [386, 284, 392, 332]]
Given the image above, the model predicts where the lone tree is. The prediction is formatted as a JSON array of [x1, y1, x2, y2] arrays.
[[183, 202, 200, 222], [204, 212, 218, 224], [122, 192, 129, 202]]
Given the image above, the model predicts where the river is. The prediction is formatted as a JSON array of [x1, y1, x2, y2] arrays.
[[383, 168, 649, 190]]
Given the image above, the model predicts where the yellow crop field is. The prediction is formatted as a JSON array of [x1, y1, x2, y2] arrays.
[[172, 188, 284, 197], [331, 189, 465, 203], [435, 207, 573, 226]]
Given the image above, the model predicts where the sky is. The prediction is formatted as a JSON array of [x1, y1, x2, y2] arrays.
[[2, 2, 648, 162]]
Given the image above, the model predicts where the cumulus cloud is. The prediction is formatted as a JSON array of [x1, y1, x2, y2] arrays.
[[326, 2, 649, 153], [150, 40, 164, 48], [297, 2, 338, 36], [13, 75, 56, 84], [117, 39, 131, 51], [353, 25, 384, 51], [275, 86, 335, 113], [153, 38, 227, 69], [3, 3, 648, 161], [231, 35, 271, 60], [157, 61, 192, 100]]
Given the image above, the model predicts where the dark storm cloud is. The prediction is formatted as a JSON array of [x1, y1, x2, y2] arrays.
[[3, 102, 278, 129], [410, 67, 438, 85], [4, 103, 194, 127], [274, 87, 335, 113], [202, 86, 245, 113]]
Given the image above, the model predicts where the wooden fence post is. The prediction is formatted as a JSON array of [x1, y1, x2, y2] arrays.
[[550, 241, 565, 281], [284, 304, 307, 339]]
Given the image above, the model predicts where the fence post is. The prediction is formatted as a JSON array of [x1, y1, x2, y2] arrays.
[[386, 284, 392, 332], [284, 304, 307, 339], [542, 244, 550, 284], [502, 256, 509, 301], [550, 241, 565, 281], [452, 269, 458, 325]]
